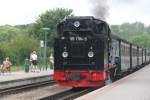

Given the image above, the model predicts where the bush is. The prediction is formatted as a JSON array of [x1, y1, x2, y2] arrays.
[[0, 34, 38, 65]]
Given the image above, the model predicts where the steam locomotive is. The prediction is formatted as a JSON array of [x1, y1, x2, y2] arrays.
[[54, 16, 150, 87]]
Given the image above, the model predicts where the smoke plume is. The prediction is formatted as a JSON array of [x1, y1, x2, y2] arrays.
[[89, 0, 109, 21]]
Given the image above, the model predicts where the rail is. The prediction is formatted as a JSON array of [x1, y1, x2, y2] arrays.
[[0, 80, 57, 97]]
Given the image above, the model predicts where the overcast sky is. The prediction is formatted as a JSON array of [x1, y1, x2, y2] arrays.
[[0, 0, 150, 25]]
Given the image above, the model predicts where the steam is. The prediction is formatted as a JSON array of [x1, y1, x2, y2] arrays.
[[89, 0, 109, 21]]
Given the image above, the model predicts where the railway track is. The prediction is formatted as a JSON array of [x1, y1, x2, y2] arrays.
[[0, 80, 57, 97], [39, 87, 98, 100]]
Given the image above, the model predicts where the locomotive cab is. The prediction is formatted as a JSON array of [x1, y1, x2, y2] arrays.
[[54, 16, 112, 87]]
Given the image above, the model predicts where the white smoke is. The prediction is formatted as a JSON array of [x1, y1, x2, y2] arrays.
[[89, 0, 109, 21]]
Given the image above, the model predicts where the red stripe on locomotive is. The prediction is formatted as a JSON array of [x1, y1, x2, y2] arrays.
[[54, 70, 108, 87]]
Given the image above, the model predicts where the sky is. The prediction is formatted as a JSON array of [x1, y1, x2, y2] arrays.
[[0, 0, 150, 25]]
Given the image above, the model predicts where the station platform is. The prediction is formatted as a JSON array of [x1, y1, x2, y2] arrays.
[[0, 69, 53, 90], [76, 64, 150, 100]]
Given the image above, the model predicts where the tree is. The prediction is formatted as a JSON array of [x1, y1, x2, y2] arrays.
[[111, 25, 120, 34], [111, 22, 146, 40], [28, 8, 73, 46], [129, 33, 150, 48], [145, 25, 150, 34], [0, 34, 38, 65], [0, 25, 24, 42], [0, 25, 37, 65]]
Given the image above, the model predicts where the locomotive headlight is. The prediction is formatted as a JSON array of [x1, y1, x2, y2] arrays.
[[88, 51, 94, 58], [74, 21, 80, 27], [62, 51, 68, 58]]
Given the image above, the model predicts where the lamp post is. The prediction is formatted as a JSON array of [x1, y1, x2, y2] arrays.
[[40, 40, 44, 71], [42, 27, 50, 70]]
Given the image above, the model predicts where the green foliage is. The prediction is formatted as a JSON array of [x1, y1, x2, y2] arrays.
[[0, 34, 38, 65], [28, 8, 73, 46], [0, 25, 38, 65], [0, 25, 23, 42], [111, 22, 145, 39], [129, 33, 150, 48]]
